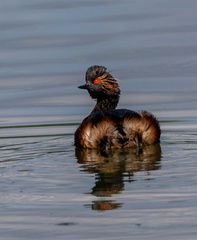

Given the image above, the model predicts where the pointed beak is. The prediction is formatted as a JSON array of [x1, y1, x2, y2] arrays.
[[78, 84, 90, 89]]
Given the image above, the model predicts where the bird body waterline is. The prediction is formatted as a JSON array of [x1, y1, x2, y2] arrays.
[[75, 65, 160, 149]]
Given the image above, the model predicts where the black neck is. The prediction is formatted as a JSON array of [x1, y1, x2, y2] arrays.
[[91, 95, 119, 114]]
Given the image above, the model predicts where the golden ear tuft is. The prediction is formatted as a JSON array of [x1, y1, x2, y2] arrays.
[[97, 72, 119, 84], [97, 72, 108, 81]]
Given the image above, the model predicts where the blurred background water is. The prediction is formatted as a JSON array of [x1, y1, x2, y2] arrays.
[[0, 0, 197, 239]]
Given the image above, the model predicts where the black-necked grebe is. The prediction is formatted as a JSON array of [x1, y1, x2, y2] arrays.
[[75, 65, 160, 148]]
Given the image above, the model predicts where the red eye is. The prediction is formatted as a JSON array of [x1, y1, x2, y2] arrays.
[[94, 79, 99, 84]]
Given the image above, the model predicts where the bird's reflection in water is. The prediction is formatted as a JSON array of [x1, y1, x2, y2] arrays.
[[76, 144, 162, 211]]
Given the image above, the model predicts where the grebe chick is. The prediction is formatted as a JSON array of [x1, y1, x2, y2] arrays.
[[75, 65, 160, 149]]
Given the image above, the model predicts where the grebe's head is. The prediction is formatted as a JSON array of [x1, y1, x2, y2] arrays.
[[78, 65, 120, 99]]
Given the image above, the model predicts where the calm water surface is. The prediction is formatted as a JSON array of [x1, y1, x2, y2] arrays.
[[0, 0, 197, 239]]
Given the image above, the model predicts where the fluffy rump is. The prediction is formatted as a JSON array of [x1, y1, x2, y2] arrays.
[[122, 111, 160, 147], [75, 110, 160, 149]]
